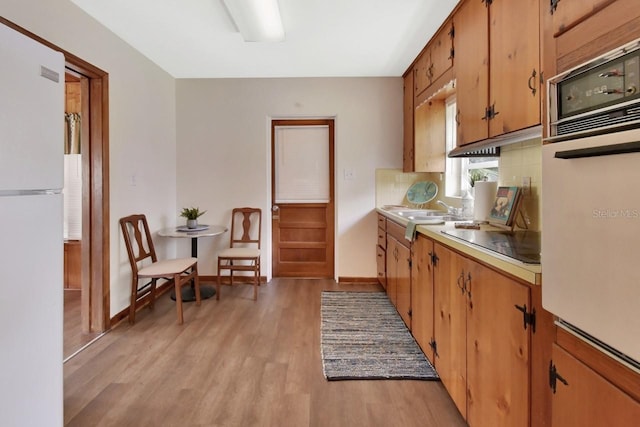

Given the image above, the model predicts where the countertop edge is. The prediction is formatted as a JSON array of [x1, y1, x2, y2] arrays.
[[376, 208, 542, 286]]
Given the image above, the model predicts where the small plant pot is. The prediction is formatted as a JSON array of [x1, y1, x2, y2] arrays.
[[186, 219, 198, 229]]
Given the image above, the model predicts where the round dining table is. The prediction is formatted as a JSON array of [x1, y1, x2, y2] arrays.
[[158, 224, 228, 301]]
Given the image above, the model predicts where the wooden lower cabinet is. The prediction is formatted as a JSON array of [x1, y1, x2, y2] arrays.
[[386, 234, 411, 328], [432, 242, 531, 426], [383, 219, 412, 329], [411, 234, 435, 363], [376, 214, 387, 288], [550, 343, 640, 426], [466, 258, 530, 426], [433, 243, 468, 418]]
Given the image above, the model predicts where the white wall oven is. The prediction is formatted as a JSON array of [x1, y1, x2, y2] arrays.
[[543, 38, 640, 371]]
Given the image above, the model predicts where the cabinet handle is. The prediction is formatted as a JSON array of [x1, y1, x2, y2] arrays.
[[528, 69, 537, 96], [457, 271, 465, 294], [515, 304, 537, 332], [549, 0, 559, 15], [465, 272, 472, 298], [455, 110, 460, 126], [549, 361, 569, 393]]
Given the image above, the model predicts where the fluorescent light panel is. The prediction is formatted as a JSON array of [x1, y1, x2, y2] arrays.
[[222, 0, 285, 42]]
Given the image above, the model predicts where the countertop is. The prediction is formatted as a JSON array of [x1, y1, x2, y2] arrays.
[[376, 207, 542, 285]]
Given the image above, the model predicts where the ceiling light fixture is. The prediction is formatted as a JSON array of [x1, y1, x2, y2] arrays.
[[222, 0, 285, 42]]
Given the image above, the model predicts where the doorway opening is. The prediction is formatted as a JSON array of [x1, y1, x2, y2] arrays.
[[271, 119, 335, 278], [62, 54, 110, 340]]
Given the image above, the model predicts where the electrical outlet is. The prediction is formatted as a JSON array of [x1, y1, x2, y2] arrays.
[[344, 169, 355, 181], [521, 176, 531, 196]]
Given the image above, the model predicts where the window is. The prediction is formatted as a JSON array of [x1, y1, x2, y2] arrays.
[[444, 95, 498, 198]]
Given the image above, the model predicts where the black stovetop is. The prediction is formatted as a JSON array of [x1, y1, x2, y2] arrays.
[[441, 229, 541, 264]]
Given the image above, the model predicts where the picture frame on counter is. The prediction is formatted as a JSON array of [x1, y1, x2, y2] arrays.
[[489, 186, 522, 226]]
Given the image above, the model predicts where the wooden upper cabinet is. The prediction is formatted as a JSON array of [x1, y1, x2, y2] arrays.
[[414, 99, 446, 172], [430, 22, 454, 85], [550, 0, 615, 37], [414, 53, 431, 97], [403, 71, 415, 172], [454, 0, 489, 146], [489, 0, 541, 137], [455, 0, 541, 146], [415, 20, 454, 97], [545, 0, 640, 75]]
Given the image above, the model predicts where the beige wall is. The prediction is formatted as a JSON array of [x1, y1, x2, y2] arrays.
[[3, 0, 179, 315], [176, 78, 403, 279]]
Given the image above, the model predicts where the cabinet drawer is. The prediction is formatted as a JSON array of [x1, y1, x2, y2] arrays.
[[377, 227, 386, 250], [387, 220, 408, 247], [376, 245, 386, 288], [377, 213, 387, 231]]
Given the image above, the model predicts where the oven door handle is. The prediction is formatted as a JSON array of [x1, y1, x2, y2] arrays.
[[554, 141, 640, 159]]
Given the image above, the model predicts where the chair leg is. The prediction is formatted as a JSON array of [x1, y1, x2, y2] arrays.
[[216, 258, 221, 301], [253, 259, 258, 301], [129, 278, 137, 324], [149, 278, 157, 310], [174, 274, 184, 324]]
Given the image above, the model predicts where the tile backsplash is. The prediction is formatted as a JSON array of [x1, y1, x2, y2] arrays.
[[375, 137, 542, 230], [375, 169, 436, 208], [499, 137, 542, 230]]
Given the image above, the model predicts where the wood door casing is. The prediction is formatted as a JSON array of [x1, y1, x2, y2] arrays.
[[271, 119, 335, 278], [1, 18, 111, 333]]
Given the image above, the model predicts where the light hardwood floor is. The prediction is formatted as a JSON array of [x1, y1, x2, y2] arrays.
[[64, 290, 101, 360], [64, 278, 466, 426]]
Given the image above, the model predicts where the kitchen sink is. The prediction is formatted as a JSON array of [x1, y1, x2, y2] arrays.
[[381, 207, 464, 222]]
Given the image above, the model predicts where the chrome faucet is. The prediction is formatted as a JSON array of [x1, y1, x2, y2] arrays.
[[436, 200, 460, 216]]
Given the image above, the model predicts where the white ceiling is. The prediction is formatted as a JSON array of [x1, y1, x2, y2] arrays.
[[70, 0, 460, 78]]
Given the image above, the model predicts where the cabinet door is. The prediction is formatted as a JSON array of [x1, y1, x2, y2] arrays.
[[386, 237, 398, 307], [411, 235, 435, 362], [489, 0, 540, 137], [396, 241, 412, 329], [466, 261, 531, 427], [429, 21, 454, 85], [551, 344, 640, 426], [454, 0, 489, 146], [414, 53, 431, 97], [414, 99, 446, 172], [403, 71, 415, 172], [550, 0, 613, 36], [433, 243, 468, 418]]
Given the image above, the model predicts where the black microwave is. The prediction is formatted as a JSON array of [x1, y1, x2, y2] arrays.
[[547, 38, 640, 141]]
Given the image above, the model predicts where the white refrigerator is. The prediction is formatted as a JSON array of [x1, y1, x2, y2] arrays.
[[0, 23, 65, 426]]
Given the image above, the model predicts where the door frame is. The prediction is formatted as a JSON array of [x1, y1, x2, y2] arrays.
[[2, 18, 111, 332], [270, 118, 335, 278]]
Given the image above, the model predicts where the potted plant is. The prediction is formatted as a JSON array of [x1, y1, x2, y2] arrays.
[[180, 207, 206, 229]]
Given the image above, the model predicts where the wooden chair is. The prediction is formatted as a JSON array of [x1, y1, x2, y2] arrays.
[[119, 214, 200, 324], [217, 207, 262, 300]]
